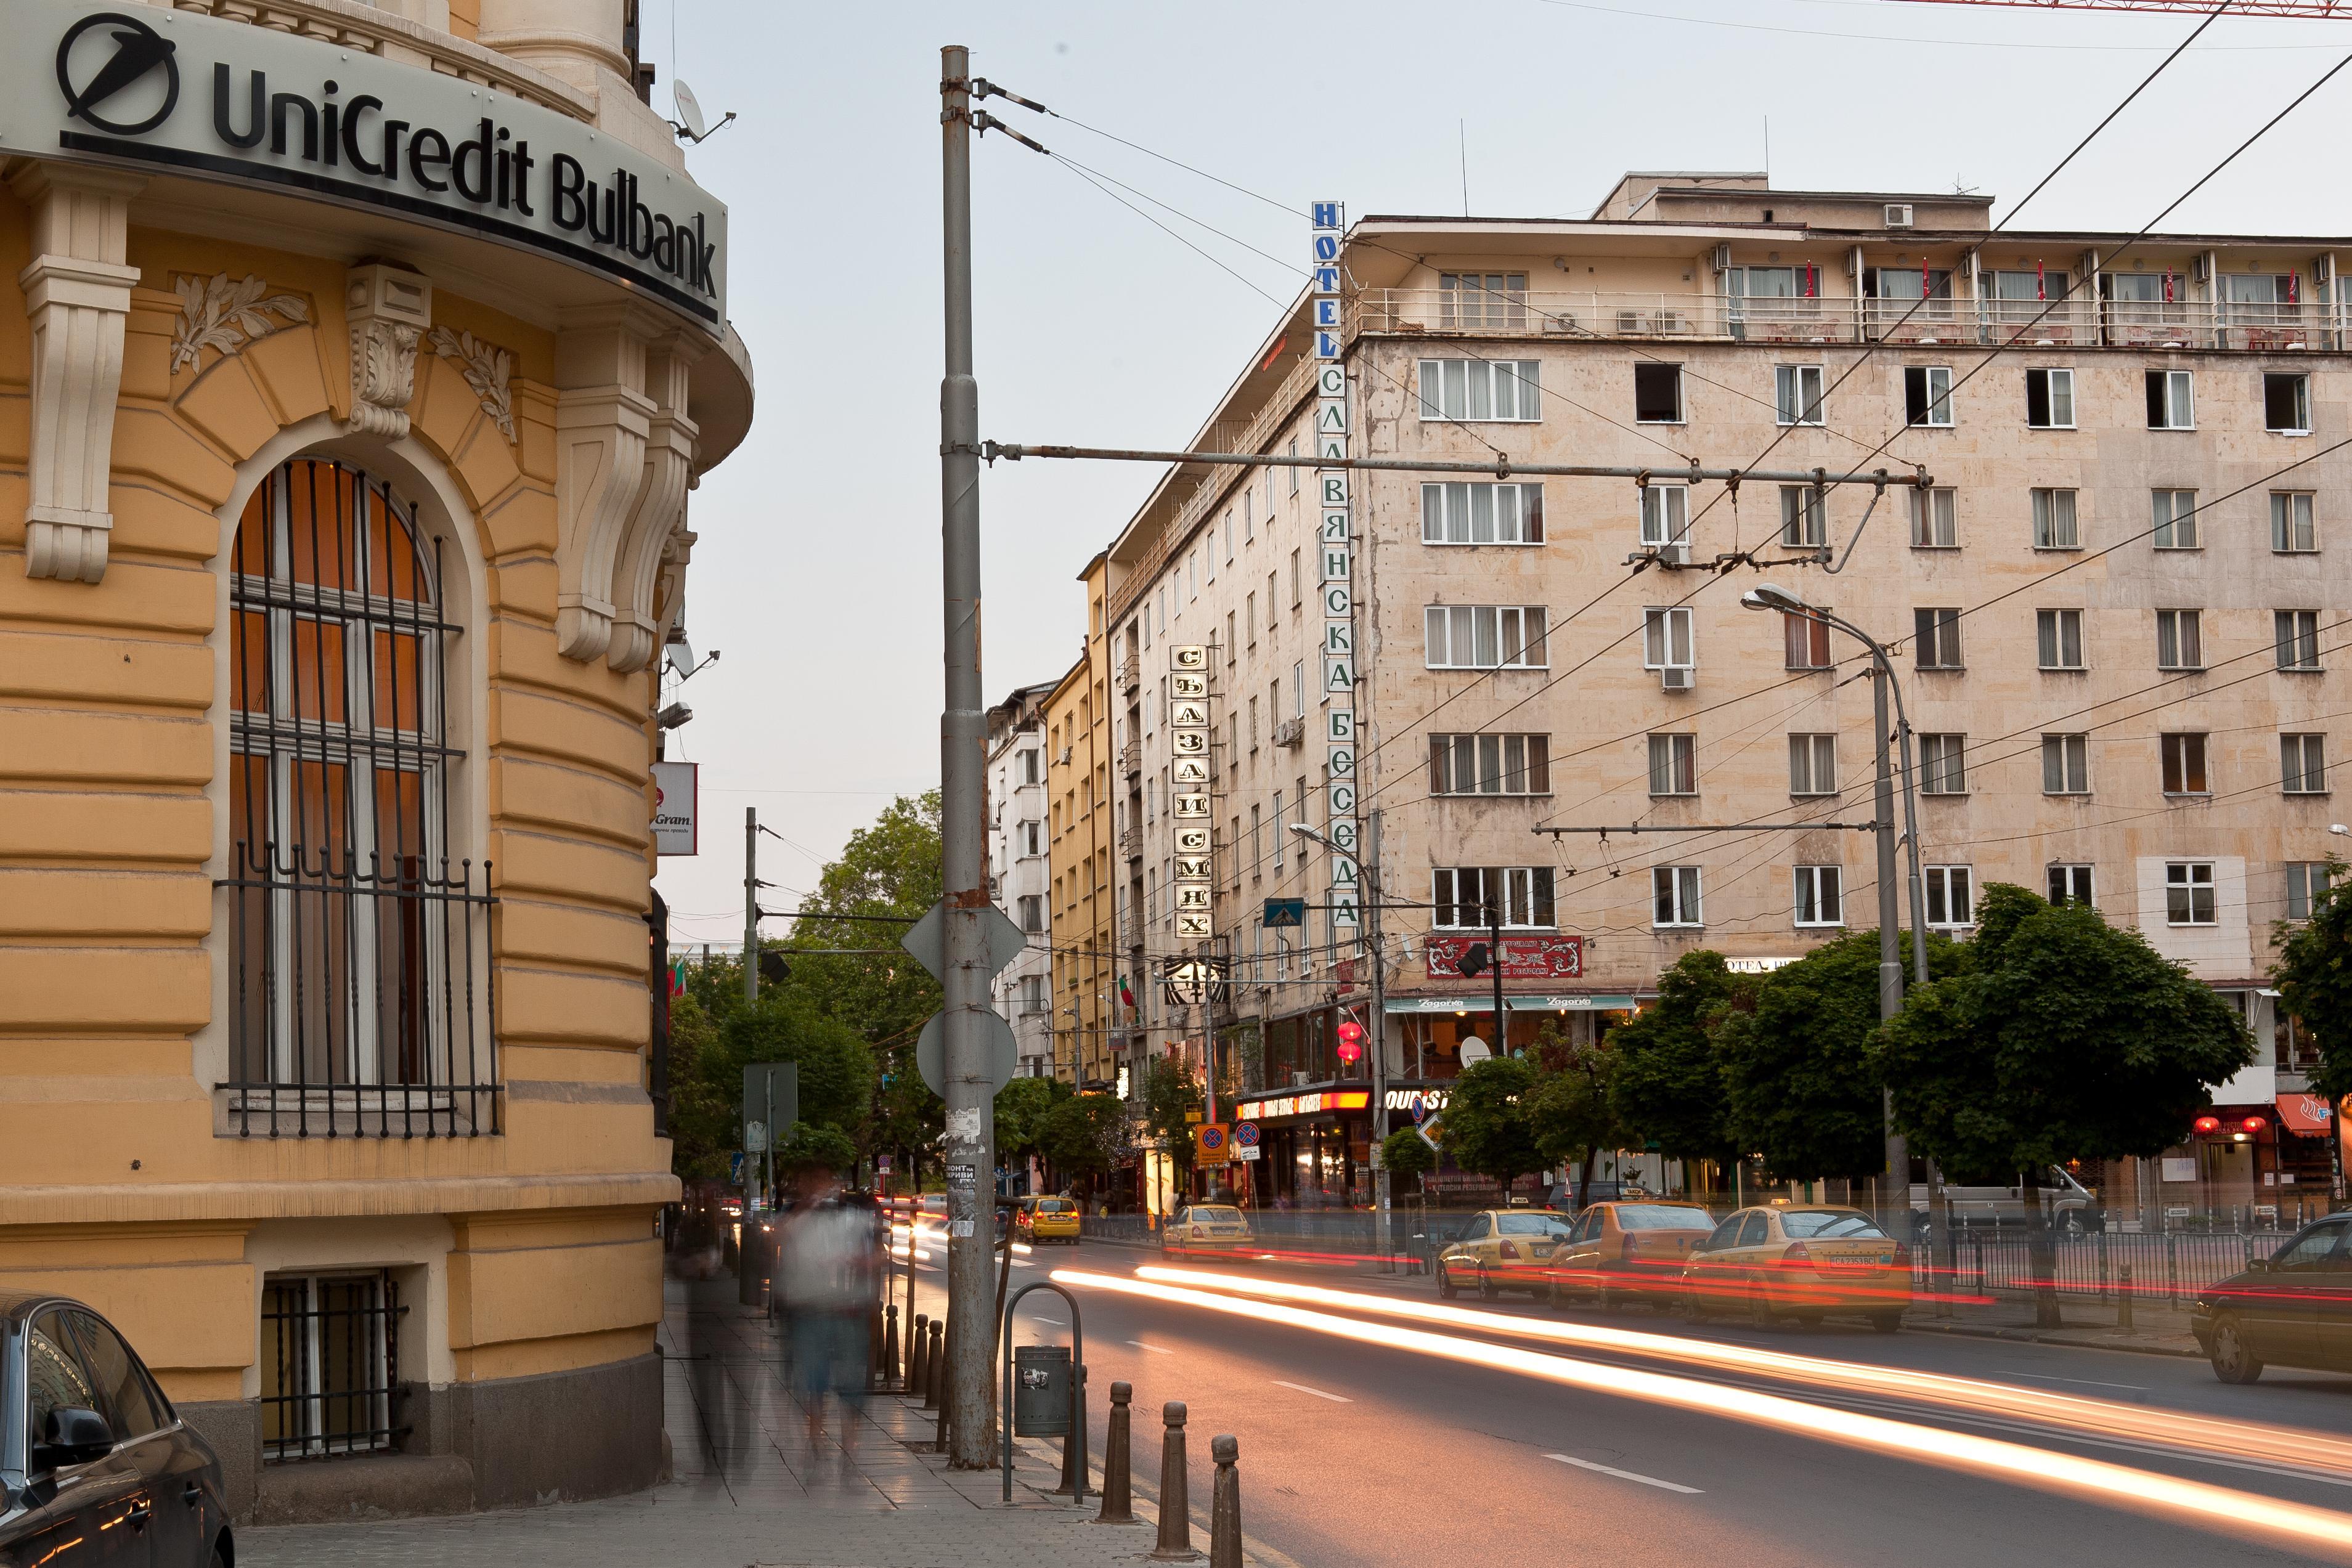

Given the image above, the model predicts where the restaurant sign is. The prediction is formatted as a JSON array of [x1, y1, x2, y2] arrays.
[[1423, 935, 1584, 980]]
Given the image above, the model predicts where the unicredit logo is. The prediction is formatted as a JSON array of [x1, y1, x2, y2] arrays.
[[56, 11, 180, 137]]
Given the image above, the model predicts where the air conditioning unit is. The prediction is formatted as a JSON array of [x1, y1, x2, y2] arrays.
[[1058, 745, 1073, 765], [1615, 309, 1644, 335], [1712, 243, 1731, 273], [1660, 666, 1695, 692], [1884, 203, 1914, 229], [1272, 717, 1305, 748]]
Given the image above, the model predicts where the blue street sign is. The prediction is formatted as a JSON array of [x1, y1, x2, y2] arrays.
[[728, 1151, 746, 1185], [1264, 897, 1306, 928]]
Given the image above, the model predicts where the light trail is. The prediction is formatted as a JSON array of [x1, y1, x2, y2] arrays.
[[1131, 1264, 2352, 1484], [1057, 1267, 2352, 1557]]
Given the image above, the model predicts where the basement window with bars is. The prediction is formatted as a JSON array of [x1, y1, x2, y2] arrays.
[[262, 1271, 405, 1461], [222, 458, 497, 1138]]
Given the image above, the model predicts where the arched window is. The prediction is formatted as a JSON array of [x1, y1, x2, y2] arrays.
[[225, 458, 495, 1136]]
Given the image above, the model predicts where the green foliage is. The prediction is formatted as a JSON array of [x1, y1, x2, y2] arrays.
[[664, 994, 736, 1184], [775, 1120, 858, 1177], [1139, 1052, 1202, 1183], [779, 790, 945, 1051], [1380, 1125, 1438, 1183], [721, 994, 877, 1140], [2271, 858, 2352, 1103], [1608, 951, 1757, 1163], [1444, 1056, 1544, 1195], [1523, 1025, 1625, 1205], [1040, 1094, 1128, 1179], [995, 1075, 1073, 1161], [1870, 884, 2255, 1181]]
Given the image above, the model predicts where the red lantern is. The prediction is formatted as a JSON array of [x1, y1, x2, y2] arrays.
[[1336, 1019, 1366, 1066], [2193, 1115, 2222, 1134], [2242, 1116, 2269, 1134]]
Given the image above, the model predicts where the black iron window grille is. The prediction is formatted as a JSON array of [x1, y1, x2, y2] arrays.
[[220, 458, 498, 1137], [261, 1270, 407, 1461]]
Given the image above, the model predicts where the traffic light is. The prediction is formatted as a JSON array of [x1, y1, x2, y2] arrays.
[[1457, 941, 1492, 979], [758, 949, 789, 986]]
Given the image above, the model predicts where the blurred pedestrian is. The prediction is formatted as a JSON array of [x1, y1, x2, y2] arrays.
[[775, 1166, 876, 1454]]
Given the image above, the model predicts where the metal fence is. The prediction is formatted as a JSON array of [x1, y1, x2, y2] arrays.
[[1936, 1230, 2293, 1306]]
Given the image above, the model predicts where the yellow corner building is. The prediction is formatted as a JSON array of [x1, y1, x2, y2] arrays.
[[0, 0, 753, 1522]]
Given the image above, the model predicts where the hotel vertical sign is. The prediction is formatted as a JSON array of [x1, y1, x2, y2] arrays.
[[1312, 202, 1360, 933], [1169, 643, 1213, 940]]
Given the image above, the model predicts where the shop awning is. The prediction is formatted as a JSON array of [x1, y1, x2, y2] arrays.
[[2277, 1092, 2335, 1136], [1384, 994, 1638, 1015]]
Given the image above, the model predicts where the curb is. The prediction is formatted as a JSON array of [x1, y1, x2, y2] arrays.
[[1900, 1317, 2204, 1360]]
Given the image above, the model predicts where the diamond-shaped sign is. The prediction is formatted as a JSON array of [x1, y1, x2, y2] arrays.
[[901, 899, 1029, 984]]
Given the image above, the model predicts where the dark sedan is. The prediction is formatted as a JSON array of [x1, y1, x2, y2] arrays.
[[1, 1293, 230, 1566], [2191, 1214, 2352, 1384]]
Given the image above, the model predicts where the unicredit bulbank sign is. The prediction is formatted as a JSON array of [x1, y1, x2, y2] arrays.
[[28, 2, 726, 334]]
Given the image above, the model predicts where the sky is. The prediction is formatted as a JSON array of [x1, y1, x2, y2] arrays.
[[643, 0, 2352, 949]]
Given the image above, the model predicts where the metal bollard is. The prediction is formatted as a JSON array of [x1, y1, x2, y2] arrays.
[[869, 1304, 884, 1382], [1095, 1381, 1136, 1524], [2118, 1263, 2135, 1331], [1057, 1363, 1089, 1501], [884, 1304, 901, 1390], [1150, 1401, 1197, 1561], [910, 1312, 930, 1400], [1208, 1435, 1242, 1568], [924, 1320, 945, 1411]]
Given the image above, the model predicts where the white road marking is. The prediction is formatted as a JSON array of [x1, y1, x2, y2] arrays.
[[1032, 1316, 1064, 1325], [1272, 1380, 1352, 1403], [1994, 1370, 2149, 1392], [1544, 1453, 1703, 1494], [1127, 1339, 1174, 1354]]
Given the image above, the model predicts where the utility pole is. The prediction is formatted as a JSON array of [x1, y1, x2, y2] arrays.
[[744, 807, 759, 1006], [1487, 895, 1505, 1063], [1871, 665, 1903, 1238], [1366, 810, 1391, 1261], [938, 45, 995, 1468]]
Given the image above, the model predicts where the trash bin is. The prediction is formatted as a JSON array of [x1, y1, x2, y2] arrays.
[[1012, 1344, 1073, 1437]]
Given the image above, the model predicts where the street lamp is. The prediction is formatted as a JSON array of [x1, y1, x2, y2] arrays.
[[1740, 583, 1930, 1235], [1292, 819, 1396, 1263]]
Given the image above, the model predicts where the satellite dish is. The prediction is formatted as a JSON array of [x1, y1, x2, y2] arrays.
[[672, 79, 707, 140], [1459, 1037, 1491, 1066]]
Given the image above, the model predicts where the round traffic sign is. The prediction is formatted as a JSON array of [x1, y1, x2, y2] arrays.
[[1199, 1125, 1226, 1152], [1410, 1096, 1428, 1125], [1232, 1121, 1259, 1148]]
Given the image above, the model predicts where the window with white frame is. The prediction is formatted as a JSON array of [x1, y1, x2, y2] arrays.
[[1648, 733, 1696, 796], [1651, 866, 1702, 928], [1794, 865, 1844, 927], [1914, 607, 1963, 670], [1910, 487, 1957, 548], [1784, 608, 1831, 670], [1925, 865, 1974, 927], [2277, 610, 2322, 672], [1425, 604, 1549, 668], [1643, 607, 1695, 674], [1640, 484, 1690, 561], [1780, 485, 1826, 548], [1418, 358, 1542, 421], [1021, 821, 1043, 856], [2146, 368, 2194, 429], [1020, 975, 1047, 1014], [1429, 734, 1552, 795], [2048, 863, 2094, 908], [1440, 272, 1528, 329], [2287, 861, 2334, 921], [1018, 894, 1044, 933], [2025, 367, 2075, 429], [2156, 609, 2203, 671], [1904, 365, 1953, 428], [2151, 489, 2198, 550], [2041, 733, 2090, 795], [2162, 731, 2209, 795], [1421, 481, 1544, 545], [2032, 488, 2080, 550], [2037, 608, 2085, 670], [2273, 492, 2317, 553], [2283, 733, 2327, 794], [1919, 733, 1967, 794], [2266, 372, 2312, 434], [1432, 866, 1556, 928], [1271, 790, 1284, 871], [2166, 861, 2217, 925], [1775, 364, 1825, 426], [1789, 733, 1836, 795]]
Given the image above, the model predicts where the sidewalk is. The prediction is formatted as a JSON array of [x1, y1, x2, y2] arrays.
[[1902, 1293, 2203, 1358], [240, 1275, 1253, 1568]]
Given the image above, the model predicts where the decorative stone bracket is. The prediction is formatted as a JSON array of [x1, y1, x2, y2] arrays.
[[346, 262, 432, 440], [551, 306, 699, 671], [15, 164, 145, 585]]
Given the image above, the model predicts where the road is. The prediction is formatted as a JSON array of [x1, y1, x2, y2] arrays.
[[898, 1234, 2352, 1567]]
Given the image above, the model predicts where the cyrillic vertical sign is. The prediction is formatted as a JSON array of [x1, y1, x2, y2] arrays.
[[1313, 201, 1359, 932], [1170, 644, 1213, 938]]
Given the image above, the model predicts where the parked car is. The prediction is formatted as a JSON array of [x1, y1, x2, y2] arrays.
[[1436, 1209, 1573, 1299], [1547, 1201, 1718, 1310], [2, 1294, 230, 1567], [1162, 1204, 1256, 1257], [1681, 1206, 1910, 1331], [1016, 1196, 1083, 1245], [2192, 1213, 2352, 1383]]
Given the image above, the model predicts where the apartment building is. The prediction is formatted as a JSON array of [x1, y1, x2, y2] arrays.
[[1046, 554, 1121, 1087], [987, 683, 1056, 1077], [1102, 171, 2346, 1211], [0, 0, 752, 1521]]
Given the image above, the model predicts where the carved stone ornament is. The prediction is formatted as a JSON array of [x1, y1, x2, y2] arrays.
[[169, 273, 309, 375], [345, 263, 432, 439], [426, 326, 518, 443]]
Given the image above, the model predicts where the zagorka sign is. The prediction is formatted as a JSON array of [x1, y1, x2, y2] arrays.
[[31, 3, 727, 333]]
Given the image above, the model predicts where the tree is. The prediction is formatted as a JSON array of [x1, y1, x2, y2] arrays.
[[1444, 1056, 1544, 1201], [1715, 930, 1965, 1184], [664, 994, 738, 1185], [1039, 1094, 1128, 1188], [1871, 884, 2254, 1326], [1380, 1126, 1438, 1191], [1139, 1052, 1202, 1192], [775, 1121, 859, 1179], [1524, 1027, 1625, 1210], [780, 791, 945, 1053], [2270, 858, 2352, 1103], [1608, 951, 1757, 1169], [995, 1075, 1071, 1166], [722, 995, 877, 1143]]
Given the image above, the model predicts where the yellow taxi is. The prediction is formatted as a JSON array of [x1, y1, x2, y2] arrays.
[[1546, 1201, 1718, 1311], [1680, 1205, 1911, 1331], [1162, 1203, 1256, 1257], [1017, 1195, 1083, 1245], [1436, 1209, 1573, 1299]]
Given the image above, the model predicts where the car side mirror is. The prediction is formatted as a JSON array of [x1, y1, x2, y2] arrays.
[[2247, 1256, 2272, 1273], [38, 1408, 113, 1466]]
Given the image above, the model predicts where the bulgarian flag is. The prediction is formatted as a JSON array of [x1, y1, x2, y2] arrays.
[[669, 956, 688, 998], [1118, 975, 1136, 1009]]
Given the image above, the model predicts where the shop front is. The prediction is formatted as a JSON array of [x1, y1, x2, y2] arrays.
[[1383, 994, 1640, 1078]]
